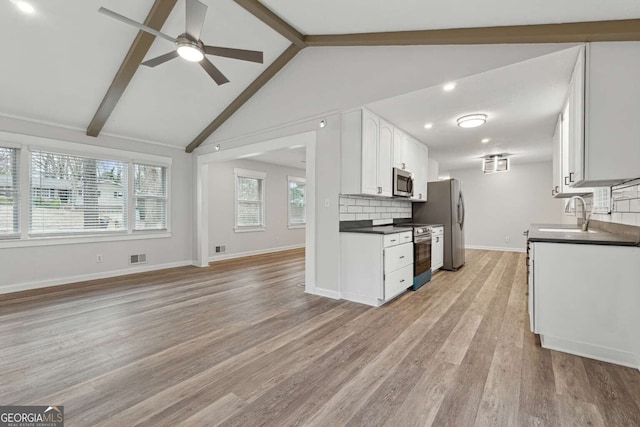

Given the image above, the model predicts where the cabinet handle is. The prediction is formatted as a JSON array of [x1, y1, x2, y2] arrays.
[[377, 186, 382, 194], [402, 163, 406, 170], [419, 193, 422, 199], [555, 185, 559, 193], [436, 237, 439, 242], [400, 256, 405, 259], [390, 239, 396, 242], [564, 176, 569, 186], [552, 189, 555, 196], [400, 279, 405, 283], [569, 172, 575, 183]]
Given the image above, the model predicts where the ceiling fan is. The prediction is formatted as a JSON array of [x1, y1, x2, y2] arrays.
[[98, 0, 264, 85]]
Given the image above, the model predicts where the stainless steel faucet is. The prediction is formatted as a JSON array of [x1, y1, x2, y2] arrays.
[[566, 195, 591, 231]]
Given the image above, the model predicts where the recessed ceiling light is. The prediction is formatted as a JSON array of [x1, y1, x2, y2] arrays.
[[443, 82, 456, 91], [214, 144, 221, 151], [15, 1, 35, 13], [457, 114, 487, 128], [319, 120, 326, 128], [481, 138, 490, 143], [424, 123, 433, 129]]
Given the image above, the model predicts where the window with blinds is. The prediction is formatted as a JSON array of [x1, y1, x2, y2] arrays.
[[30, 151, 128, 234], [235, 168, 266, 228], [134, 164, 167, 230], [288, 176, 306, 227], [0, 147, 19, 238]]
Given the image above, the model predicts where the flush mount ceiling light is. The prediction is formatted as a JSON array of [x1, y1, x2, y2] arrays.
[[457, 114, 487, 128], [443, 82, 456, 91], [481, 138, 490, 143], [482, 154, 510, 174], [424, 123, 433, 129]]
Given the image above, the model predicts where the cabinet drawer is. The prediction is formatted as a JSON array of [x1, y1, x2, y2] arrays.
[[384, 242, 413, 273], [385, 264, 413, 301], [384, 232, 412, 247]]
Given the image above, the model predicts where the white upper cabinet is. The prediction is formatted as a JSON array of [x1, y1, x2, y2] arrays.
[[569, 42, 640, 187], [341, 108, 428, 200], [341, 108, 392, 197]]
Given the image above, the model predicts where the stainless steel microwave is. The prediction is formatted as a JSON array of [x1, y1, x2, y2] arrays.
[[393, 167, 414, 197]]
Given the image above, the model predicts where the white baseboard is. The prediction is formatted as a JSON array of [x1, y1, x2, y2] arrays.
[[339, 291, 381, 307], [209, 244, 305, 262], [1, 260, 196, 295], [312, 287, 341, 300], [541, 334, 639, 369], [465, 245, 525, 253]]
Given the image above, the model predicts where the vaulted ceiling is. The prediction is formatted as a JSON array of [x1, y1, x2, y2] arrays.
[[1, 0, 640, 154]]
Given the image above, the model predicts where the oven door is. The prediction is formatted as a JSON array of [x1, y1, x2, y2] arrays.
[[414, 234, 432, 277]]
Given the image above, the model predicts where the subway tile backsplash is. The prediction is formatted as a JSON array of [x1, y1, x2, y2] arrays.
[[587, 179, 640, 227], [339, 196, 412, 222]]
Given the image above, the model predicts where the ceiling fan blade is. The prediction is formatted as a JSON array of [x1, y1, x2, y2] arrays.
[[185, 0, 207, 40], [141, 51, 179, 67], [204, 46, 264, 64], [98, 7, 176, 43], [200, 58, 230, 85]]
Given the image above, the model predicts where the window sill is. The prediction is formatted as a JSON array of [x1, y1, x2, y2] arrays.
[[234, 226, 266, 233], [288, 225, 306, 229], [0, 231, 172, 249]]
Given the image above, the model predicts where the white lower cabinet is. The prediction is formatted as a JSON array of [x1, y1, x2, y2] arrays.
[[528, 241, 640, 368], [341, 232, 414, 307]]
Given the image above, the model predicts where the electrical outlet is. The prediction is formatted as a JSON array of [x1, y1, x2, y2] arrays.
[[505, 235, 511, 243], [96, 254, 103, 263]]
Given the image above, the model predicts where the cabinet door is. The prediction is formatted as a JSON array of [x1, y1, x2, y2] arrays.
[[414, 144, 428, 201], [569, 47, 585, 184], [378, 119, 394, 197], [552, 115, 562, 197], [393, 127, 405, 169], [361, 110, 379, 195]]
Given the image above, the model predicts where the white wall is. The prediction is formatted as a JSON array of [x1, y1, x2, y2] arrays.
[[449, 161, 570, 251], [427, 158, 440, 182], [208, 158, 305, 259], [0, 116, 194, 293]]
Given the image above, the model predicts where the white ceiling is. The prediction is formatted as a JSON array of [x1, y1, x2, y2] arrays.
[[261, 0, 640, 35], [366, 47, 581, 171], [237, 146, 306, 170], [0, 0, 289, 147]]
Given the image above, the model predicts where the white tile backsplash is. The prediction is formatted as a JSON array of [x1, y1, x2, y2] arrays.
[[586, 180, 640, 227], [339, 196, 412, 222]]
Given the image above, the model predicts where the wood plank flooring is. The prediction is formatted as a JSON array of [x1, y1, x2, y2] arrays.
[[1, 248, 639, 426]]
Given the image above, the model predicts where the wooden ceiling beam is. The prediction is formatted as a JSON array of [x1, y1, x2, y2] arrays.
[[304, 19, 640, 47], [233, 0, 306, 48], [87, 0, 178, 137], [185, 44, 302, 153]]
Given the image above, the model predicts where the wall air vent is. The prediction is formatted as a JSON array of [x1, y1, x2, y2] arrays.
[[215, 245, 226, 253], [129, 254, 147, 265], [483, 154, 510, 174]]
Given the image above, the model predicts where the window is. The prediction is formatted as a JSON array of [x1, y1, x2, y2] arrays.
[[30, 150, 128, 234], [288, 176, 306, 227], [235, 168, 266, 230], [134, 164, 168, 231], [0, 147, 19, 238]]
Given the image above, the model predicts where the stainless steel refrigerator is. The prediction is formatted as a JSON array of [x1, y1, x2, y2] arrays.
[[412, 178, 465, 270]]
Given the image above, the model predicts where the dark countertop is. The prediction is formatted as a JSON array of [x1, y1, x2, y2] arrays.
[[340, 225, 414, 235], [528, 224, 640, 246]]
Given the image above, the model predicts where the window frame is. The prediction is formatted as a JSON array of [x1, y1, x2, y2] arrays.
[[0, 132, 172, 248], [0, 146, 20, 239], [287, 176, 306, 229], [234, 168, 266, 232], [133, 163, 170, 232]]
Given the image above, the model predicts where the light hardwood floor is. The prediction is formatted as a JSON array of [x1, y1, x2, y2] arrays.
[[1, 249, 639, 426]]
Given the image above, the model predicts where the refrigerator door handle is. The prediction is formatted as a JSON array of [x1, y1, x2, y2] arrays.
[[458, 191, 465, 227]]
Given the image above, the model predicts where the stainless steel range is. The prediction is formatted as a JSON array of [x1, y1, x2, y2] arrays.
[[394, 223, 433, 290]]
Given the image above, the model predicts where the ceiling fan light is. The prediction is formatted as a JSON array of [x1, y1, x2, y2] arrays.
[[457, 114, 487, 128], [177, 45, 204, 62]]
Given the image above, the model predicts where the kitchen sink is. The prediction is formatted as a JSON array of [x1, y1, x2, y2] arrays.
[[538, 228, 598, 233]]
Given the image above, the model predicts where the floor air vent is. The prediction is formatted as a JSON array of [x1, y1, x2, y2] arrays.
[[130, 254, 147, 265]]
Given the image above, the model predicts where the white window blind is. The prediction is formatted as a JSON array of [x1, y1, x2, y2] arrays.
[[288, 176, 306, 226], [0, 147, 19, 238], [235, 169, 266, 228], [134, 164, 167, 231], [30, 151, 128, 235]]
